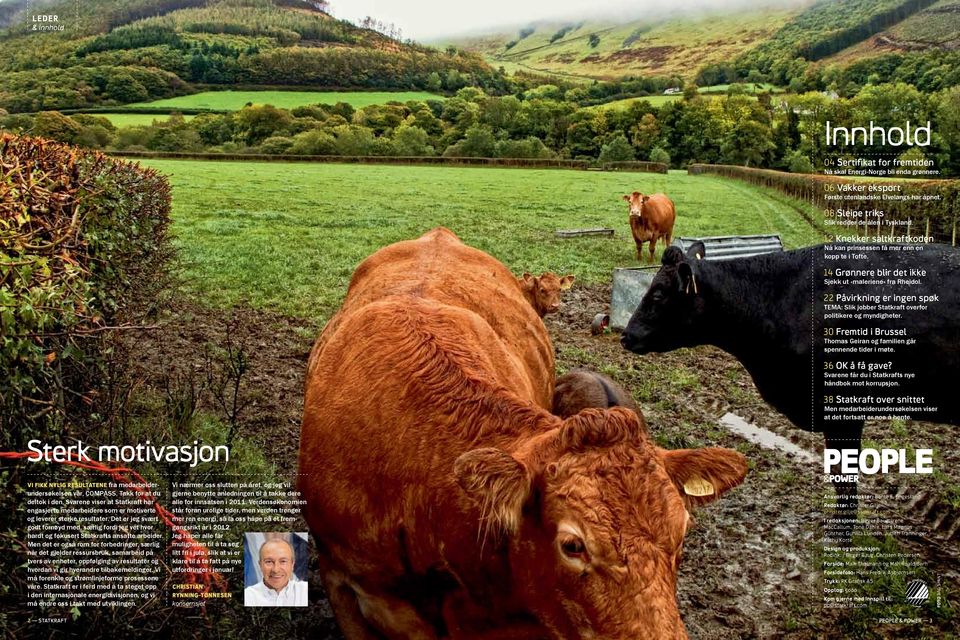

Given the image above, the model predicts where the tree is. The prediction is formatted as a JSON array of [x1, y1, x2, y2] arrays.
[[331, 125, 375, 155], [33, 111, 83, 144], [234, 105, 292, 146], [481, 95, 521, 133], [288, 130, 336, 155], [630, 113, 660, 156], [392, 124, 433, 156], [722, 120, 775, 167], [649, 147, 671, 166], [104, 73, 148, 103], [937, 86, 960, 175], [259, 136, 294, 154], [598, 134, 635, 163], [784, 149, 814, 173], [495, 137, 555, 159], [443, 124, 496, 157]]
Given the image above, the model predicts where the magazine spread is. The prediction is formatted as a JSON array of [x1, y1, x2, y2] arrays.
[[0, 0, 958, 638]]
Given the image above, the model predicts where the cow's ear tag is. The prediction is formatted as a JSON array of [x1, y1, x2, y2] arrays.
[[683, 477, 715, 497]]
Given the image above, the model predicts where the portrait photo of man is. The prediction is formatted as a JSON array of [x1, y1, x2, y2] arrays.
[[243, 532, 309, 607]]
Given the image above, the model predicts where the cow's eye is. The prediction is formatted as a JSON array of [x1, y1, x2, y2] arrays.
[[558, 534, 586, 558]]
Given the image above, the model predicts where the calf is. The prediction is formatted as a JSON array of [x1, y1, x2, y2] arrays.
[[518, 272, 575, 317], [300, 228, 748, 639], [553, 368, 641, 418], [623, 191, 676, 263], [620, 242, 960, 533]]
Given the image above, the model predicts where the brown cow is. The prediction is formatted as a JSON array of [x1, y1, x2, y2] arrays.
[[623, 191, 676, 263], [517, 272, 575, 317], [553, 368, 640, 418], [299, 227, 747, 640]]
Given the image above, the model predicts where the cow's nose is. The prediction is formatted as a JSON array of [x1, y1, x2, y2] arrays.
[[620, 332, 636, 351]]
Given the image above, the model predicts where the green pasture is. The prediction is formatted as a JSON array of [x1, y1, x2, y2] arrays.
[[588, 94, 685, 110], [126, 90, 444, 111], [138, 160, 826, 323], [697, 83, 785, 94], [589, 86, 776, 111], [80, 113, 197, 127]]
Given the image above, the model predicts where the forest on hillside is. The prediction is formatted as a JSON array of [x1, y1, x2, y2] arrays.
[[4, 82, 958, 177], [0, 0, 505, 112]]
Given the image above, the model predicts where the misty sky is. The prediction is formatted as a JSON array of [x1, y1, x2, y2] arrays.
[[329, 0, 803, 41]]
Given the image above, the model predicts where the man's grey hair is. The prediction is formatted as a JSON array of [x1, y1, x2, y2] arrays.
[[258, 538, 296, 564]]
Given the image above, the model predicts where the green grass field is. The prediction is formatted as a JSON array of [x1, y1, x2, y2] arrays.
[[126, 90, 444, 111], [138, 160, 825, 323], [588, 84, 780, 111], [79, 113, 197, 127]]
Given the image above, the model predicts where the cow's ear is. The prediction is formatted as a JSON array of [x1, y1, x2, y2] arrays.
[[519, 272, 534, 285], [686, 241, 706, 261], [642, 195, 650, 204], [661, 246, 685, 266], [622, 194, 631, 201], [660, 447, 748, 509], [559, 275, 575, 290], [678, 262, 701, 295], [455, 448, 531, 537]]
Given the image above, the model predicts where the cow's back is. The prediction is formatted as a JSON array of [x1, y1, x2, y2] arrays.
[[310, 227, 554, 407], [300, 295, 541, 562], [299, 230, 560, 597], [646, 194, 676, 232]]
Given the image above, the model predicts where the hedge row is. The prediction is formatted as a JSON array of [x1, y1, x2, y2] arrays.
[[0, 135, 173, 447], [109, 150, 669, 173], [689, 164, 960, 244], [58, 107, 230, 116]]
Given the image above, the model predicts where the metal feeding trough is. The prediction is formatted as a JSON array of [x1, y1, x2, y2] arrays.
[[608, 234, 784, 330]]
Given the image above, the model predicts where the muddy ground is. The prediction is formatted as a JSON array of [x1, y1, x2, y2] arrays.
[[134, 285, 959, 639]]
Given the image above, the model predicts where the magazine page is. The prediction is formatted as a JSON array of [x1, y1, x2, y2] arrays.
[[0, 0, 957, 638]]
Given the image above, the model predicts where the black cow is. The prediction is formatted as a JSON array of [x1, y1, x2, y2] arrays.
[[621, 241, 960, 537]]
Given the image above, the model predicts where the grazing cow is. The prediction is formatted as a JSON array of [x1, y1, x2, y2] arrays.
[[517, 272, 575, 317], [300, 228, 748, 639], [553, 368, 640, 418], [620, 242, 960, 531], [623, 191, 676, 263]]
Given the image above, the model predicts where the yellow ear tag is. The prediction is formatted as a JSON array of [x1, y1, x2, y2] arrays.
[[683, 477, 715, 497]]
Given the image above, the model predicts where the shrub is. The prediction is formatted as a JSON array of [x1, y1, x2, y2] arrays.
[[495, 137, 556, 159], [598, 134, 635, 163], [288, 129, 336, 155], [0, 134, 173, 448], [392, 124, 433, 156], [649, 146, 671, 166], [32, 111, 84, 144], [785, 149, 814, 173], [443, 124, 496, 158], [258, 135, 295, 154]]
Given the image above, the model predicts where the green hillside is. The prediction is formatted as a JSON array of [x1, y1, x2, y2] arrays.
[[450, 0, 958, 89], [731, 0, 949, 80], [449, 6, 805, 81], [0, 0, 499, 113], [822, 0, 960, 62]]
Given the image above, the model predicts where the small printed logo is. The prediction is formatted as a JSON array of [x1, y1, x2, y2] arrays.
[[905, 579, 928, 606], [32, 15, 64, 32]]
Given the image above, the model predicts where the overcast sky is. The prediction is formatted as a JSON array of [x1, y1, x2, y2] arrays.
[[329, 0, 799, 41]]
